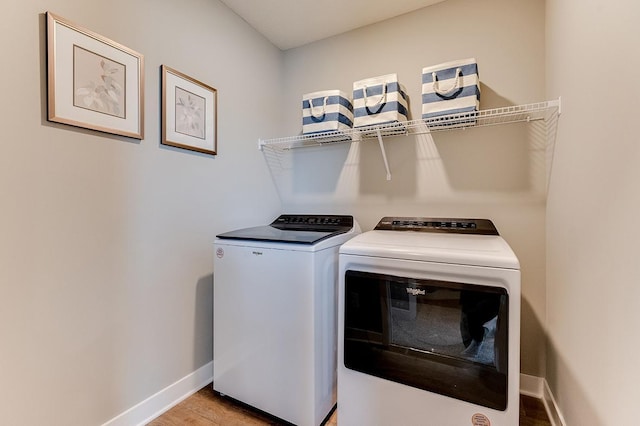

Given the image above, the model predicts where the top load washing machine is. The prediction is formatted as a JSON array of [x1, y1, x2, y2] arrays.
[[337, 217, 520, 426], [213, 214, 360, 426]]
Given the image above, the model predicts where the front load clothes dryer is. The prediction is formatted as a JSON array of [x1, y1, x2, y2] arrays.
[[337, 217, 520, 426], [213, 214, 360, 426]]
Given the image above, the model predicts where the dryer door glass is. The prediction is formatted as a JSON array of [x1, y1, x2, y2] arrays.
[[344, 270, 509, 411]]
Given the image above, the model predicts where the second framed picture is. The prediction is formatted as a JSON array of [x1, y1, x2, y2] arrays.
[[161, 65, 217, 155]]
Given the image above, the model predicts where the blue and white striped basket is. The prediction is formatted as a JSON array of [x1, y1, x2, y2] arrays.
[[302, 90, 353, 135], [352, 73, 409, 129], [422, 58, 480, 123]]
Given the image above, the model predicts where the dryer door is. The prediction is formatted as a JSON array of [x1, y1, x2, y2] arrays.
[[343, 270, 509, 411]]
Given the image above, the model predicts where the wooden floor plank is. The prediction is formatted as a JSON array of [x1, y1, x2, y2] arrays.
[[148, 384, 551, 425], [519, 394, 552, 426]]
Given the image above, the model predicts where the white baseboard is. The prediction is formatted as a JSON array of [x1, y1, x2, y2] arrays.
[[101, 361, 213, 426], [520, 373, 544, 398], [520, 374, 565, 426], [542, 379, 567, 426]]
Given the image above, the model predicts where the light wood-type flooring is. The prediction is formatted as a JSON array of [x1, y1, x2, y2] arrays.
[[148, 383, 552, 425]]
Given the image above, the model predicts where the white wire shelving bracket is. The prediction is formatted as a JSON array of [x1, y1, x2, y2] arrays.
[[258, 98, 561, 181]]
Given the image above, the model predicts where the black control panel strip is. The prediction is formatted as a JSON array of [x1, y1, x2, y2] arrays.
[[270, 214, 354, 231], [374, 217, 499, 235]]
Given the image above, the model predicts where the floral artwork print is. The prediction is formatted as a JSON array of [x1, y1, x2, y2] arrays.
[[160, 65, 216, 155], [73, 45, 126, 118], [175, 87, 206, 139]]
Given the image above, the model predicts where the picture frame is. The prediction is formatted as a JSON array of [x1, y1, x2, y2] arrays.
[[46, 12, 144, 139], [161, 65, 217, 156]]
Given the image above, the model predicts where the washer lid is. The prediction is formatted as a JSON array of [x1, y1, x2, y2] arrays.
[[340, 229, 520, 270], [216, 214, 354, 245]]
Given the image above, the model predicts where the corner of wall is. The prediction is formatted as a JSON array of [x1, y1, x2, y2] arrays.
[[101, 362, 213, 426]]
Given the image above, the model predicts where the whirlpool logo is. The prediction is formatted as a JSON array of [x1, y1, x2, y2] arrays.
[[406, 287, 426, 296]]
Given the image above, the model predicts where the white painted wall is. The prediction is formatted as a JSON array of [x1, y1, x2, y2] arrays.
[[546, 0, 640, 424], [0, 0, 282, 424], [277, 0, 548, 376]]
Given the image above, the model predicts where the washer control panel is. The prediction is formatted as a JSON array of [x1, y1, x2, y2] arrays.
[[271, 215, 354, 230]]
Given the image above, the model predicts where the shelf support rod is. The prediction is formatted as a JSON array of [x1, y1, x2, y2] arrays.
[[375, 128, 392, 181]]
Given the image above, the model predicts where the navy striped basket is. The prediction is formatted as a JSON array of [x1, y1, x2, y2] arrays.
[[352, 73, 409, 129], [302, 90, 353, 135], [422, 58, 480, 124]]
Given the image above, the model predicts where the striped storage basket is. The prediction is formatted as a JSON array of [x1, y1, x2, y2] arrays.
[[352, 73, 409, 129], [302, 90, 353, 135], [422, 58, 480, 123]]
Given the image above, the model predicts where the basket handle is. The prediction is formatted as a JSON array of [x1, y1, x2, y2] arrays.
[[432, 68, 462, 95], [309, 96, 328, 118], [363, 83, 387, 108]]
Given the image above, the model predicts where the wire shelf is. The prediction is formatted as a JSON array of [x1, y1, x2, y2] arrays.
[[258, 99, 561, 151]]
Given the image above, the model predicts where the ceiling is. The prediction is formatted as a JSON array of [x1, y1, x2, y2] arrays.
[[219, 0, 446, 50]]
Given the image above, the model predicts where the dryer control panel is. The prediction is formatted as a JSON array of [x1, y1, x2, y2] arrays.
[[374, 217, 499, 235]]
